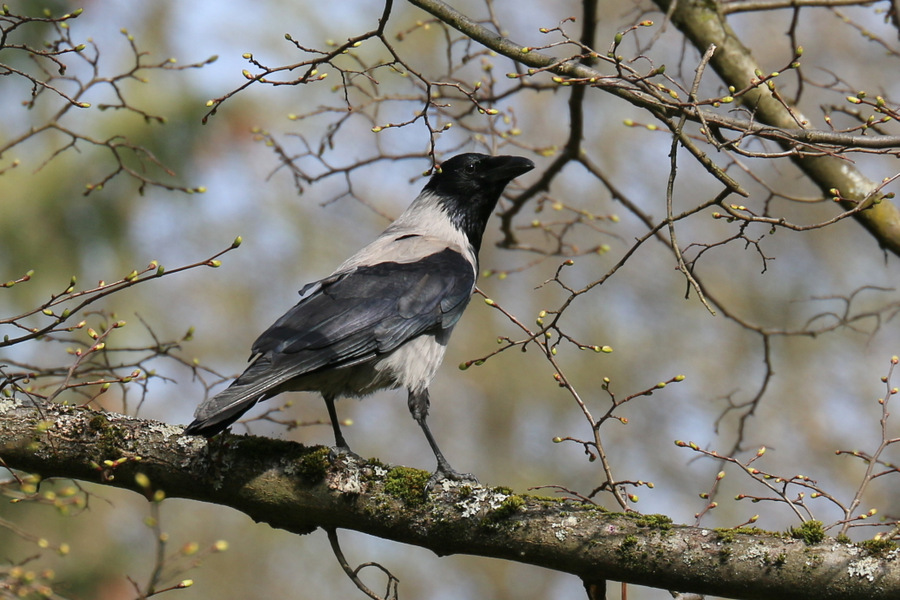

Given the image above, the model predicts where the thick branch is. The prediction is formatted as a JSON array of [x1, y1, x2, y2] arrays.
[[1, 398, 898, 600]]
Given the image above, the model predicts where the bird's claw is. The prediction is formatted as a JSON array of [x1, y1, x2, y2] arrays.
[[327, 445, 364, 465], [426, 467, 478, 491]]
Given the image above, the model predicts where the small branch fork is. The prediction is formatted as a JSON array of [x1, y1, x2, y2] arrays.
[[1, 238, 242, 348], [471, 284, 685, 510], [680, 356, 900, 539], [665, 43, 725, 316], [1, 8, 217, 195], [326, 528, 399, 600]]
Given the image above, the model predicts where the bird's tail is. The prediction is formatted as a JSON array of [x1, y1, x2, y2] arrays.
[[183, 387, 262, 437], [183, 356, 275, 437]]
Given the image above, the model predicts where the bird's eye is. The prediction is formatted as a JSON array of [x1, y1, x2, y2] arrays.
[[464, 162, 478, 174]]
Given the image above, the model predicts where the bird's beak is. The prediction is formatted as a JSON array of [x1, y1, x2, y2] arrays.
[[483, 155, 535, 182]]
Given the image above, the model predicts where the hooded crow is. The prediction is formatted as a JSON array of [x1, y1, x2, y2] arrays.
[[184, 153, 535, 481]]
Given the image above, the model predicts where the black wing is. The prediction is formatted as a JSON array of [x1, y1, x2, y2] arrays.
[[254, 247, 473, 360], [184, 248, 474, 435]]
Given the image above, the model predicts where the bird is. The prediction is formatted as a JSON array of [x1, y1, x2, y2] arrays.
[[184, 153, 535, 482]]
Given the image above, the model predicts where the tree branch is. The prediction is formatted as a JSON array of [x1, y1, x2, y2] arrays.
[[652, 0, 900, 254], [1, 398, 898, 600], [721, 0, 882, 15], [405, 0, 900, 256]]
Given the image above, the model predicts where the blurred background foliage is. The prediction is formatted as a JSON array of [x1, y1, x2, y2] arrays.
[[2, 0, 900, 598]]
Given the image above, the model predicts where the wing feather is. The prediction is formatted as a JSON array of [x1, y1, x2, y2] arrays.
[[255, 247, 473, 360], [185, 248, 474, 435]]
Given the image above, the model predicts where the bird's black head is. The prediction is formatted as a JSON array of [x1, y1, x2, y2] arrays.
[[423, 153, 534, 253]]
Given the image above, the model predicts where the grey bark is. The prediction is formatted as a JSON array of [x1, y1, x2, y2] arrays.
[[1, 397, 897, 600]]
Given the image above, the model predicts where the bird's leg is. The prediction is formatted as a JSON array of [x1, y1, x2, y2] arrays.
[[323, 393, 351, 454], [408, 388, 477, 487]]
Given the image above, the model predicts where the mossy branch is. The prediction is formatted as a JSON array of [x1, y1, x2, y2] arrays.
[[1, 398, 898, 600]]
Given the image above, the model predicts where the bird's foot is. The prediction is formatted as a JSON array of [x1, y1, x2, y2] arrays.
[[426, 466, 479, 491], [327, 444, 364, 465]]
